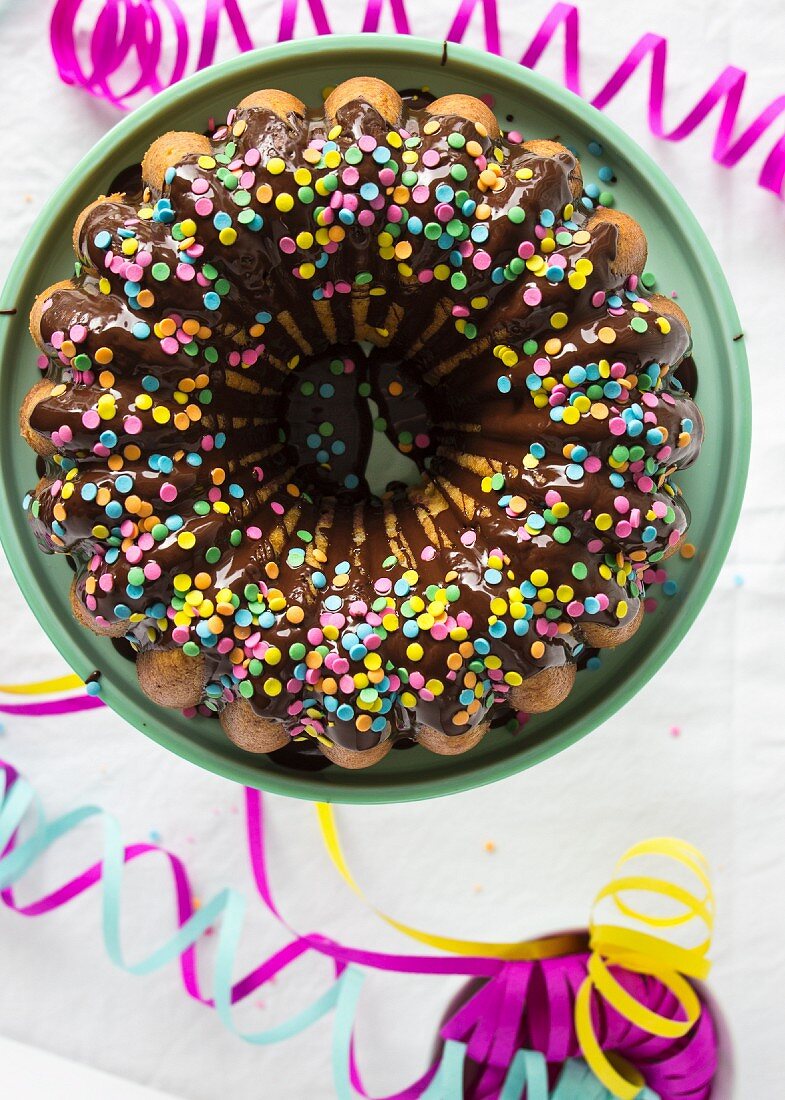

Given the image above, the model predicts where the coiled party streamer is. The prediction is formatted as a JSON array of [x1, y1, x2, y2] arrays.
[[0, 729, 718, 1098], [48, 0, 785, 197]]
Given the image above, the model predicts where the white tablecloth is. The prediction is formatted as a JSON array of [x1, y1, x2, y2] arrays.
[[0, 1, 782, 1095]]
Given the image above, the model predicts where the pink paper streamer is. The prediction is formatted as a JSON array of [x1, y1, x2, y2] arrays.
[[0, 695, 104, 716], [0, 756, 718, 1097], [47, 0, 785, 196]]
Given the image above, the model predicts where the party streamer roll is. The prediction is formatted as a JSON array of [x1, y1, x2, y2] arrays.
[[316, 806, 717, 1098], [47, 0, 785, 195]]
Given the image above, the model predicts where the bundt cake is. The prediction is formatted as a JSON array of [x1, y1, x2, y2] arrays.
[[20, 77, 703, 769]]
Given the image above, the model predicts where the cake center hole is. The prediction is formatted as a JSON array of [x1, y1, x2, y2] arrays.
[[280, 344, 435, 499]]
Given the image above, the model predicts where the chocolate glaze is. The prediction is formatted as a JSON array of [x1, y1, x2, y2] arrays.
[[22, 86, 703, 760]]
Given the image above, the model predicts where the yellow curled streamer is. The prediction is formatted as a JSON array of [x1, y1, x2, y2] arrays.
[[574, 837, 714, 1099], [0, 674, 85, 695], [315, 803, 585, 960]]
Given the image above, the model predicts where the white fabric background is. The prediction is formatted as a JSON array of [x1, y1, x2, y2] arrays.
[[0, 1, 783, 1096]]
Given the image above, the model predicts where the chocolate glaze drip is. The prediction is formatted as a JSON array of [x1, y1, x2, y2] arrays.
[[23, 87, 704, 761]]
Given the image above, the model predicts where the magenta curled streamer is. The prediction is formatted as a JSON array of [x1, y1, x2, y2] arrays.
[[47, 0, 785, 197], [0, 757, 717, 1098]]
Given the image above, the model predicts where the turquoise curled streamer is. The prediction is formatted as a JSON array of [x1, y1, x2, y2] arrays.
[[0, 766, 346, 1045], [0, 761, 662, 1098]]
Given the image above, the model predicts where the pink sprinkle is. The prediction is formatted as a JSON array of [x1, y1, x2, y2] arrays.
[[584, 456, 601, 473], [523, 287, 542, 307], [194, 197, 213, 217], [176, 263, 195, 281], [161, 337, 179, 355], [192, 178, 210, 194], [591, 291, 606, 308], [378, 168, 395, 187], [412, 184, 429, 204], [126, 263, 144, 282], [160, 483, 177, 503], [69, 324, 87, 343], [144, 562, 162, 581], [533, 357, 550, 377], [460, 530, 477, 547], [82, 410, 100, 430], [615, 521, 632, 538], [342, 166, 359, 186], [279, 237, 296, 254], [358, 135, 377, 152], [421, 545, 436, 561], [422, 150, 440, 168], [473, 250, 491, 271], [124, 416, 143, 435], [609, 417, 626, 436]]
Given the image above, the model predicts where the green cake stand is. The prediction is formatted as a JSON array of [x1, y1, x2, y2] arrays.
[[0, 36, 749, 803]]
